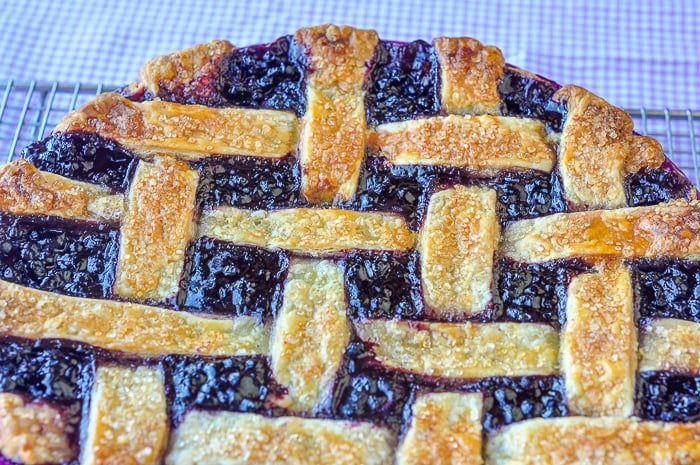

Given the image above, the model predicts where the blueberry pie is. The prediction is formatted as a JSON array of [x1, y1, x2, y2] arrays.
[[1, 24, 700, 464]]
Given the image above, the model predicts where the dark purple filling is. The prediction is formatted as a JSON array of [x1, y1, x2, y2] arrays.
[[632, 259, 700, 324], [488, 170, 567, 224], [499, 65, 566, 132], [365, 40, 441, 126], [163, 355, 269, 425], [220, 35, 306, 115], [636, 371, 700, 422], [456, 375, 567, 433], [328, 341, 567, 433], [343, 250, 423, 320], [0, 338, 94, 402], [352, 157, 565, 232], [493, 258, 590, 328], [0, 214, 118, 299], [327, 342, 414, 431], [195, 155, 303, 212], [625, 162, 695, 207], [178, 238, 288, 320], [21, 132, 137, 192]]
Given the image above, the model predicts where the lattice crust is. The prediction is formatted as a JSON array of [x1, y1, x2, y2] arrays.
[[1, 23, 700, 464]]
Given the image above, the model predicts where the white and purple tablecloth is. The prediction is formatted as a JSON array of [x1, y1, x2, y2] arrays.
[[2, 0, 698, 110]]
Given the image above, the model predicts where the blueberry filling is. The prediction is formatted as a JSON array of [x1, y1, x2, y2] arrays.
[[343, 250, 423, 320], [493, 258, 589, 328], [0, 214, 119, 299], [365, 40, 441, 126], [625, 161, 694, 207], [21, 131, 137, 192], [636, 371, 700, 422], [178, 238, 288, 320], [163, 355, 270, 425], [195, 155, 303, 212], [327, 342, 413, 431], [220, 35, 306, 115], [456, 375, 567, 433], [488, 170, 566, 224], [632, 259, 700, 324], [499, 65, 566, 133]]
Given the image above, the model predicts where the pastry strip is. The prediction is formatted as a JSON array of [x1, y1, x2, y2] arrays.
[[434, 36, 504, 115], [200, 206, 415, 254], [397, 392, 484, 465], [82, 366, 168, 465], [271, 260, 350, 412], [0, 159, 123, 222], [166, 411, 396, 465], [420, 186, 498, 317], [485, 417, 700, 465], [501, 199, 700, 263], [54, 92, 298, 159], [296, 25, 378, 203], [561, 261, 637, 416], [114, 158, 198, 302], [639, 318, 700, 374], [368, 114, 555, 172], [354, 319, 559, 378], [0, 279, 268, 357]]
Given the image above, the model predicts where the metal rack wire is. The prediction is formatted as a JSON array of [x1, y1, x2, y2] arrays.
[[1, 79, 699, 186]]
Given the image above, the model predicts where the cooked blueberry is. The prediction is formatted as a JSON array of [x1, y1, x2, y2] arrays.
[[459, 375, 567, 433], [636, 371, 700, 422], [0, 214, 119, 299], [626, 163, 693, 207], [196, 155, 302, 211], [366, 40, 440, 125], [179, 238, 288, 320], [344, 250, 423, 319], [221, 35, 306, 114], [164, 355, 269, 423], [493, 258, 589, 327], [499, 66, 565, 132], [489, 170, 566, 224], [0, 338, 94, 402], [21, 131, 137, 191], [329, 344, 412, 430], [633, 260, 700, 324]]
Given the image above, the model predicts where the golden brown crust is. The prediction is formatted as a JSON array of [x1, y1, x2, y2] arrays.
[[501, 199, 700, 262], [0, 393, 75, 465], [0, 159, 123, 222], [295, 24, 378, 91], [114, 158, 198, 302], [54, 92, 298, 159], [82, 366, 168, 465], [485, 417, 700, 465], [138, 39, 235, 103], [639, 318, 700, 374], [434, 37, 504, 115], [420, 186, 498, 317], [199, 206, 415, 255], [354, 319, 559, 378], [0, 279, 268, 356], [554, 85, 665, 209], [165, 411, 396, 465], [368, 115, 555, 172], [397, 393, 483, 465], [296, 25, 378, 204], [561, 261, 637, 417], [271, 260, 350, 412]]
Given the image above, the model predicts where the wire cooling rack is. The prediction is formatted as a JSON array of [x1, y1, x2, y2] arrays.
[[1, 79, 699, 186]]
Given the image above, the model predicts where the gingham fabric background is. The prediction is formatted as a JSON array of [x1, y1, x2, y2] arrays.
[[2, 0, 699, 109]]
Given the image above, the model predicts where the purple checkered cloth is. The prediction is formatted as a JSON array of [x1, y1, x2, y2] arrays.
[[1, 0, 698, 109]]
